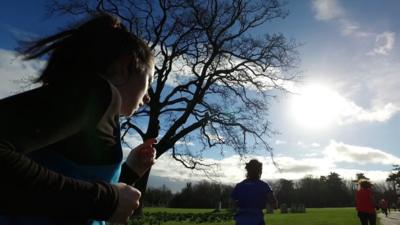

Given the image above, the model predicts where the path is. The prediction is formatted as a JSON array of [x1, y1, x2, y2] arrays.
[[379, 211, 400, 225]]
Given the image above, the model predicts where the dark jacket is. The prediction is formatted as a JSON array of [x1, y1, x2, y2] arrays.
[[0, 76, 139, 221]]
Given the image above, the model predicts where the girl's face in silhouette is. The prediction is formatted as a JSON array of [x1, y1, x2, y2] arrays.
[[109, 56, 154, 116]]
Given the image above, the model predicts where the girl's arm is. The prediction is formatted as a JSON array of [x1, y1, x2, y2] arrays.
[[0, 78, 119, 220]]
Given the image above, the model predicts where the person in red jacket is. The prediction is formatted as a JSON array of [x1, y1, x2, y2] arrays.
[[356, 179, 376, 225], [379, 198, 388, 217]]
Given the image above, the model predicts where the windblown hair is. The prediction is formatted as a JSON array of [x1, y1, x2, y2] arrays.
[[358, 179, 372, 189], [245, 159, 262, 179], [21, 12, 154, 85]]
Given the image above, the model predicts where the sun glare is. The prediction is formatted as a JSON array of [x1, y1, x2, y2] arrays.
[[290, 84, 342, 130]]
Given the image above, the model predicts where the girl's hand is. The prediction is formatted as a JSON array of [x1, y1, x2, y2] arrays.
[[108, 183, 141, 224], [125, 138, 157, 176]]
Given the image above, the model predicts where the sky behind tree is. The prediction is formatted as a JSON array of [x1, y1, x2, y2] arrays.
[[1, 0, 399, 192]]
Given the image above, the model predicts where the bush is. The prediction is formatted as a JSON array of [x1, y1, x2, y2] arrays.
[[280, 203, 288, 213]]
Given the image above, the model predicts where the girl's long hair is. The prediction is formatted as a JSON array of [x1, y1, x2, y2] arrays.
[[21, 12, 153, 85]]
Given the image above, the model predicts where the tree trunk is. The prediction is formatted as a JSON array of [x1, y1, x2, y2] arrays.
[[132, 169, 151, 216]]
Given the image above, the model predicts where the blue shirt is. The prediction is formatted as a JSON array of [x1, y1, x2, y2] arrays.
[[231, 179, 273, 225]]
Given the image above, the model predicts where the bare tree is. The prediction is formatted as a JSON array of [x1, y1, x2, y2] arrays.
[[47, 0, 298, 211], [386, 165, 400, 195]]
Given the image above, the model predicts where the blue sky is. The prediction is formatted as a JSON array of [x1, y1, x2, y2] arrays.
[[1, 0, 400, 192]]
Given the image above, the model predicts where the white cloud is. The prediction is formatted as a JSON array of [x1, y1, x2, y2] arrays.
[[175, 140, 195, 146], [275, 156, 335, 173], [306, 2, 399, 118], [311, 0, 396, 55], [0, 49, 43, 98], [151, 154, 289, 184], [338, 101, 399, 124], [151, 154, 241, 185], [149, 142, 397, 186], [367, 32, 396, 56], [297, 141, 306, 148], [205, 134, 225, 142], [324, 140, 400, 165], [365, 67, 400, 109], [304, 152, 320, 157], [0, 23, 38, 42], [271, 153, 391, 182], [311, 0, 344, 21], [121, 132, 143, 159], [335, 169, 391, 182], [311, 142, 320, 148], [275, 139, 286, 145], [290, 83, 400, 126], [339, 19, 371, 38], [296, 141, 321, 149]]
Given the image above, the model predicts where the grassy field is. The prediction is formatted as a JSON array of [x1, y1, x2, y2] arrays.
[[141, 207, 381, 225]]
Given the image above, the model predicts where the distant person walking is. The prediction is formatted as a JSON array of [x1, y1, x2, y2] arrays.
[[356, 179, 376, 225], [390, 201, 396, 212], [397, 196, 400, 211], [379, 198, 389, 217], [231, 159, 277, 225]]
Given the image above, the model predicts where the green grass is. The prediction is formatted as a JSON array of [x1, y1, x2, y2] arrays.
[[266, 208, 362, 225], [142, 207, 381, 225], [145, 207, 214, 214]]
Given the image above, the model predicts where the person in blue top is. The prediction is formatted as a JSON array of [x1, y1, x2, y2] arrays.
[[231, 159, 277, 225]]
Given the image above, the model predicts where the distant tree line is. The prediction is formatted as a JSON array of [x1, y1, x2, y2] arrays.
[[144, 169, 400, 209], [144, 185, 174, 207], [386, 165, 400, 196], [273, 172, 354, 208], [144, 181, 233, 209]]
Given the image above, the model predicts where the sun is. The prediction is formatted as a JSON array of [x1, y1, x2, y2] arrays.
[[290, 84, 342, 130]]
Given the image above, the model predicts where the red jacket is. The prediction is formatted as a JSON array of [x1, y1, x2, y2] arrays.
[[379, 199, 388, 209], [356, 188, 376, 214]]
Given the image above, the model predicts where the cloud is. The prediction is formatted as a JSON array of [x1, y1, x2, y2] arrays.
[[275, 156, 332, 173], [0, 49, 42, 98], [271, 152, 392, 181], [151, 154, 245, 185], [311, 0, 396, 55], [365, 67, 400, 109], [290, 83, 400, 126], [333, 168, 391, 183], [311, 0, 344, 21], [367, 32, 396, 56], [148, 175, 189, 193], [148, 142, 396, 187], [121, 132, 143, 159], [339, 19, 371, 38], [338, 101, 399, 124], [0, 23, 38, 42], [296, 141, 321, 149], [297, 141, 307, 148], [304, 152, 320, 157], [324, 140, 400, 165], [311, 143, 320, 148], [275, 139, 287, 145], [176, 140, 195, 146]]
